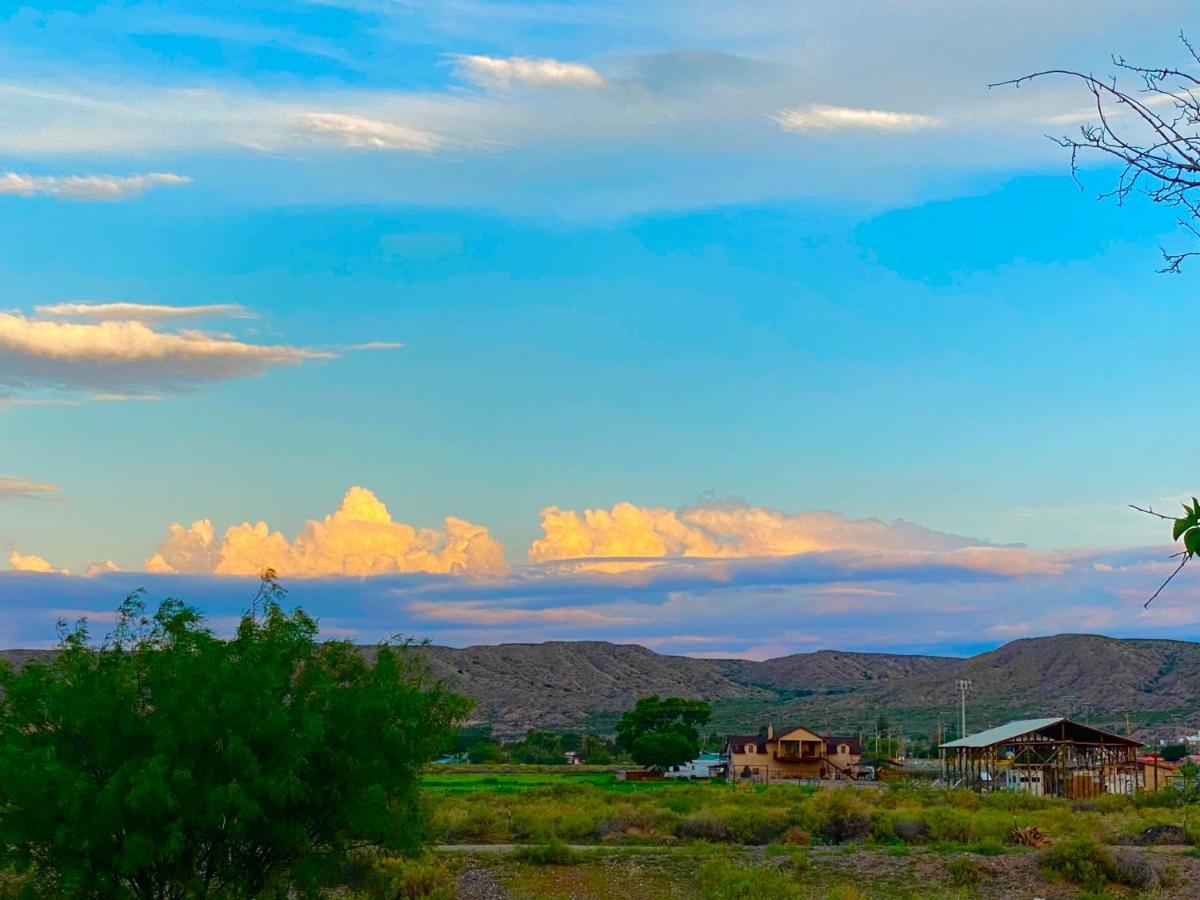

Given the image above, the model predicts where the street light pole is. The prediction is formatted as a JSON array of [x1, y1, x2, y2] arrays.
[[955, 680, 972, 739]]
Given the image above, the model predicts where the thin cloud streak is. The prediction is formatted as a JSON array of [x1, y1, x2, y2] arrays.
[[0, 172, 191, 200], [35, 302, 252, 321]]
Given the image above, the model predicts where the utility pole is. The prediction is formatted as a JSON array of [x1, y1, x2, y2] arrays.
[[955, 680, 972, 739]]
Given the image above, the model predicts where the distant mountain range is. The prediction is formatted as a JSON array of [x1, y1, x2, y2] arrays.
[[7, 634, 1200, 742]]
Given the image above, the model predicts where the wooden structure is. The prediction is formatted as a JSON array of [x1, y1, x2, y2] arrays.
[[940, 717, 1141, 798]]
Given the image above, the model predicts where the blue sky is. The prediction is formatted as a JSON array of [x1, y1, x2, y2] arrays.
[[1, 0, 1198, 657]]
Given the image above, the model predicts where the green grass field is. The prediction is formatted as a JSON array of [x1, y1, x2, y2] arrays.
[[422, 771, 734, 796]]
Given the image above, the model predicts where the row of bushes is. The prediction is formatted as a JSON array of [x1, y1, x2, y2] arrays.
[[431, 780, 1200, 848]]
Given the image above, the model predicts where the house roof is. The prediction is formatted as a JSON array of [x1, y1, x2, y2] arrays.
[[726, 734, 766, 752], [827, 736, 862, 754], [940, 717, 1140, 749]]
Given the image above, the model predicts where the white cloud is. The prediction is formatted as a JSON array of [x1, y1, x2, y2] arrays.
[[773, 104, 940, 133], [0, 311, 329, 391], [35, 302, 251, 321], [296, 112, 443, 152], [9, 550, 63, 574], [0, 172, 191, 200], [347, 341, 405, 351], [145, 486, 509, 578], [84, 560, 120, 577], [452, 54, 606, 89], [0, 475, 60, 500]]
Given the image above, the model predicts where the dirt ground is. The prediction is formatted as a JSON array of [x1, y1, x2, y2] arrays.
[[444, 845, 1200, 899]]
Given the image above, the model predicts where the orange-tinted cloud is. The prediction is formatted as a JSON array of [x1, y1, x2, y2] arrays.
[[145, 486, 509, 578], [8, 550, 63, 573], [529, 501, 1061, 576]]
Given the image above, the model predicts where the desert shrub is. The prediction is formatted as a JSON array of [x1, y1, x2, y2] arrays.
[[1040, 836, 1172, 892], [698, 856, 804, 899], [923, 807, 977, 844], [677, 811, 733, 842], [441, 804, 508, 843], [805, 789, 873, 844], [360, 854, 457, 899], [510, 794, 603, 842], [945, 790, 980, 812], [891, 817, 931, 843], [1105, 848, 1174, 891], [944, 856, 986, 886], [512, 840, 580, 865], [1041, 836, 1112, 891], [979, 791, 1056, 812], [717, 805, 792, 844], [591, 802, 679, 842], [780, 826, 812, 846]]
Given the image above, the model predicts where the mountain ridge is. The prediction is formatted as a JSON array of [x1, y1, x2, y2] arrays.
[[5, 633, 1197, 740]]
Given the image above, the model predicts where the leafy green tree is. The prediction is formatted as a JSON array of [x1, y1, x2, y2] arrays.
[[466, 742, 506, 764], [507, 729, 564, 764], [615, 695, 711, 769], [580, 733, 614, 764], [0, 579, 470, 898]]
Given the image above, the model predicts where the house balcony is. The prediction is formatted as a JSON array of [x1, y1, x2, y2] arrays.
[[774, 752, 824, 763]]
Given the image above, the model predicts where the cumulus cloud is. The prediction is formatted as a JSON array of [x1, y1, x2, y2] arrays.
[[0, 475, 60, 500], [145, 487, 509, 578], [8, 550, 63, 574], [296, 113, 443, 152], [452, 55, 606, 89], [0, 311, 329, 391], [773, 104, 940, 133], [528, 501, 1059, 577], [84, 560, 120, 578], [34, 302, 251, 321], [0, 172, 190, 200]]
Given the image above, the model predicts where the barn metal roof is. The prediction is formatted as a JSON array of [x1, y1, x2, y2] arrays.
[[940, 717, 1065, 749]]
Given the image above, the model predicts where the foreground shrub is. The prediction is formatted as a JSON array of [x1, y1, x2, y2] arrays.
[[0, 582, 470, 898], [805, 789, 873, 844], [512, 840, 580, 865], [1040, 836, 1173, 892], [698, 855, 804, 899], [354, 853, 456, 899]]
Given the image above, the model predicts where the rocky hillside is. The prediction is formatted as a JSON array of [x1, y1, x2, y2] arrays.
[[6, 633, 1200, 740]]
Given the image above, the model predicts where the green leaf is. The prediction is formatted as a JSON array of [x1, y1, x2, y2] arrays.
[[1186, 528, 1200, 557]]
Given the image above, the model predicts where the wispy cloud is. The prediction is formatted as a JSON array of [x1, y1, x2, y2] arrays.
[[773, 104, 940, 133], [0, 311, 328, 392], [296, 112, 443, 151], [1, 307, 328, 393], [346, 341, 405, 351], [34, 302, 251, 321], [451, 54, 606, 89], [0, 475, 60, 501], [0, 172, 191, 200]]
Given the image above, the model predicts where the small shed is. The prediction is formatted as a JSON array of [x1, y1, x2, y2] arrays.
[[940, 717, 1141, 798]]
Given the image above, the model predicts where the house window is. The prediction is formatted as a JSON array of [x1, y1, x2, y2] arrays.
[[744, 744, 755, 754], [838, 744, 849, 755]]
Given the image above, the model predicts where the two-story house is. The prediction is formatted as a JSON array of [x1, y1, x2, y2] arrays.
[[724, 725, 862, 782]]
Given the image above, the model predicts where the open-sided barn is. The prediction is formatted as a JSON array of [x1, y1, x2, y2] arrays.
[[940, 717, 1141, 798]]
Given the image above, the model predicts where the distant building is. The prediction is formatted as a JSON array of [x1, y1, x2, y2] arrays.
[[724, 725, 862, 783], [1137, 754, 1179, 792], [665, 751, 726, 780], [940, 717, 1141, 797]]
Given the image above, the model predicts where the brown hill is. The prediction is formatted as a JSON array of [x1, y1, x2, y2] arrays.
[[6, 633, 1199, 740]]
